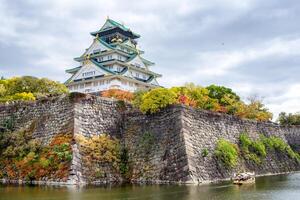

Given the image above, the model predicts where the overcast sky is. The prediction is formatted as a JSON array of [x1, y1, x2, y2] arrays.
[[0, 0, 299, 118]]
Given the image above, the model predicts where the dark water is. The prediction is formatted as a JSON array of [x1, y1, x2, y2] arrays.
[[1, 173, 300, 200]]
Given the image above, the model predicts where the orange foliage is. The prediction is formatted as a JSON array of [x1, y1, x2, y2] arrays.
[[177, 95, 197, 107], [0, 133, 73, 181], [101, 89, 134, 102]]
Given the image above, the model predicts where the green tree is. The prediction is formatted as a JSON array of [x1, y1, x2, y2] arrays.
[[139, 88, 177, 114], [206, 84, 240, 106], [277, 112, 300, 125], [0, 76, 68, 103]]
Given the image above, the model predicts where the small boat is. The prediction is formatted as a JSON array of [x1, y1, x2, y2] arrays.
[[232, 172, 255, 185]]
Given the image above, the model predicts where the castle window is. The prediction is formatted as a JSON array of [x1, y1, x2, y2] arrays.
[[98, 57, 103, 62], [136, 73, 140, 78], [80, 84, 84, 89], [108, 55, 112, 60], [74, 85, 78, 90], [93, 49, 101, 54], [117, 55, 122, 61], [94, 82, 98, 86]]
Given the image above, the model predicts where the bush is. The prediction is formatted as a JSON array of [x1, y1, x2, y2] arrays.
[[130, 83, 272, 122], [239, 133, 266, 164], [215, 139, 239, 168], [0, 76, 68, 103], [139, 88, 177, 114], [75, 134, 121, 181], [101, 89, 133, 102], [0, 125, 73, 180], [201, 148, 209, 157], [260, 134, 300, 162], [277, 112, 300, 125]]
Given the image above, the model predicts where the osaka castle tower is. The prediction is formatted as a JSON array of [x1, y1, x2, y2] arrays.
[[65, 18, 162, 93]]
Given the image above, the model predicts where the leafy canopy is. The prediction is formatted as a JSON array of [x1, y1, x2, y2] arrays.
[[277, 112, 300, 125], [0, 76, 68, 103], [131, 83, 272, 121]]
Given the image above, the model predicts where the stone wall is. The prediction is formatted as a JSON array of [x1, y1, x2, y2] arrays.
[[123, 107, 189, 183], [0, 94, 299, 185], [181, 106, 300, 183], [0, 95, 74, 142], [73, 95, 123, 138]]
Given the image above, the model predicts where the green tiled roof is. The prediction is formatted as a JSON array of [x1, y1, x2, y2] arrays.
[[90, 18, 140, 38], [90, 59, 116, 74], [65, 66, 82, 74]]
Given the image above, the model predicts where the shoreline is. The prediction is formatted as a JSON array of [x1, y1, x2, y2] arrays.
[[1, 171, 299, 187]]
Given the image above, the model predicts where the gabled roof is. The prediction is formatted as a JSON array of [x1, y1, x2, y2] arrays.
[[126, 54, 155, 66], [90, 18, 140, 38], [65, 66, 82, 74], [90, 59, 116, 75]]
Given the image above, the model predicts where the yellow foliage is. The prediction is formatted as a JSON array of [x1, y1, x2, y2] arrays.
[[76, 134, 121, 171]]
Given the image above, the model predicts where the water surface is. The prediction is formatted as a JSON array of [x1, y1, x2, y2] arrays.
[[1, 173, 300, 200]]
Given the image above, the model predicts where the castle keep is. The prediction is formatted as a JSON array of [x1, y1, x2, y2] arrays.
[[65, 18, 161, 93]]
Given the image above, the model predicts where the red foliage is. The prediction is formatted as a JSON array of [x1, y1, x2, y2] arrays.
[[101, 89, 134, 102], [177, 95, 197, 107]]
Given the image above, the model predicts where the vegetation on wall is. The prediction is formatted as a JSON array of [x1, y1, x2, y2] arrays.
[[201, 148, 209, 158], [239, 133, 266, 164], [215, 133, 300, 168], [277, 112, 300, 125], [0, 121, 72, 181], [214, 139, 239, 168], [0, 76, 68, 103], [129, 84, 272, 121], [75, 134, 127, 182], [260, 135, 300, 161], [101, 89, 133, 102]]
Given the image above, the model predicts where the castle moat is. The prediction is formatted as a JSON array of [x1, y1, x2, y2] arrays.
[[1, 173, 300, 200]]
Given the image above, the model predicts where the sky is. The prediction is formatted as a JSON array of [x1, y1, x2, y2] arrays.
[[0, 0, 299, 119]]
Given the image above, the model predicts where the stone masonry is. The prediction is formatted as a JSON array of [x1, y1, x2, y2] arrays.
[[0, 94, 299, 185]]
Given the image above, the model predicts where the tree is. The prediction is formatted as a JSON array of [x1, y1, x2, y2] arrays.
[[235, 98, 273, 122], [139, 88, 177, 114], [277, 112, 300, 125], [206, 84, 240, 106], [0, 76, 68, 103]]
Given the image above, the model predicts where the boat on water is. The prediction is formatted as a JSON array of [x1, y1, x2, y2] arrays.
[[232, 172, 255, 185]]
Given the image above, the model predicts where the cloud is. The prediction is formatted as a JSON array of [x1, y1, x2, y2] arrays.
[[0, 0, 300, 119]]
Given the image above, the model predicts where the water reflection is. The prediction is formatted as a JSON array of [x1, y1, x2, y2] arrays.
[[0, 173, 300, 200]]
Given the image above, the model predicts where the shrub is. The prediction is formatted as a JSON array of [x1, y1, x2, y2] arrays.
[[239, 133, 266, 164], [101, 89, 133, 102], [139, 88, 177, 114], [76, 134, 121, 181], [260, 134, 300, 162], [215, 139, 239, 168], [131, 83, 272, 122], [201, 148, 209, 157], [277, 112, 300, 125], [132, 90, 147, 108], [0, 76, 68, 103], [0, 127, 73, 180]]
